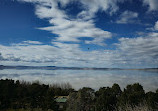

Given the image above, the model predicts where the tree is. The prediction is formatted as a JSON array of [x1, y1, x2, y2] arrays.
[[145, 91, 158, 109], [118, 83, 145, 108], [66, 87, 95, 111], [95, 84, 121, 111]]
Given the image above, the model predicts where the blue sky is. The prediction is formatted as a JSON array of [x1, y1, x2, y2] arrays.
[[0, 0, 158, 68]]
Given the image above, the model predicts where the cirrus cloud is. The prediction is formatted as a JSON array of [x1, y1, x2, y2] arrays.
[[116, 11, 138, 24], [17, 0, 130, 46]]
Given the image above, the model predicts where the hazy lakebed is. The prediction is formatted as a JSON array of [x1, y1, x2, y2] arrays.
[[0, 67, 158, 92]]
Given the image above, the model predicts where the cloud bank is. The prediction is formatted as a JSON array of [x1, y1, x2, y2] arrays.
[[1, 34, 158, 68]]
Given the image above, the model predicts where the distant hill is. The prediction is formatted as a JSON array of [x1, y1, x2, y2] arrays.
[[0, 65, 158, 71], [0, 65, 4, 69], [0, 65, 120, 70]]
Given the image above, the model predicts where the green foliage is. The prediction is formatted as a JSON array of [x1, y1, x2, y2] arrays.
[[95, 83, 122, 111], [66, 87, 95, 111], [0, 79, 73, 111], [145, 91, 158, 109], [66, 83, 157, 111], [50, 83, 74, 96], [118, 83, 145, 109]]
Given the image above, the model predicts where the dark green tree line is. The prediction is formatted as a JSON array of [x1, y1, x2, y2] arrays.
[[0, 79, 158, 111]]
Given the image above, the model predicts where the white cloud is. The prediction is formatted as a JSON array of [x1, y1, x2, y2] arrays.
[[77, 0, 120, 18], [148, 32, 158, 37], [11, 40, 43, 46], [0, 40, 123, 67], [35, 0, 113, 45], [154, 21, 158, 30], [39, 20, 112, 45], [0, 53, 4, 60], [1, 35, 158, 68], [146, 21, 158, 31], [143, 0, 158, 11], [117, 35, 158, 66], [116, 11, 138, 24], [78, 0, 133, 17], [17, 0, 131, 46], [2, 0, 156, 68]]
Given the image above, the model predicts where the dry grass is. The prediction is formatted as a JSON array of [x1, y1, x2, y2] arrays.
[[5, 108, 54, 111], [117, 104, 155, 111]]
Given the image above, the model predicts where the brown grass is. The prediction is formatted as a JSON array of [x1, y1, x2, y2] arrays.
[[5, 108, 54, 111], [117, 104, 155, 111]]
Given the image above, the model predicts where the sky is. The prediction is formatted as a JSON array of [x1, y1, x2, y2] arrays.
[[0, 0, 158, 68]]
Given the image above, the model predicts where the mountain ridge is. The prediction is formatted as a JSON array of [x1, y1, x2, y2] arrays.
[[0, 65, 158, 71]]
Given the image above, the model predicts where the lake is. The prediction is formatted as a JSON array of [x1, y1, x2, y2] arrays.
[[0, 69, 158, 92]]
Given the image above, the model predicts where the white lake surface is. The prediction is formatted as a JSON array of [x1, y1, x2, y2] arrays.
[[0, 69, 158, 92]]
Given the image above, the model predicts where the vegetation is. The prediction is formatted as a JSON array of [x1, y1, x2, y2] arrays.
[[0, 79, 158, 111], [0, 79, 73, 111]]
